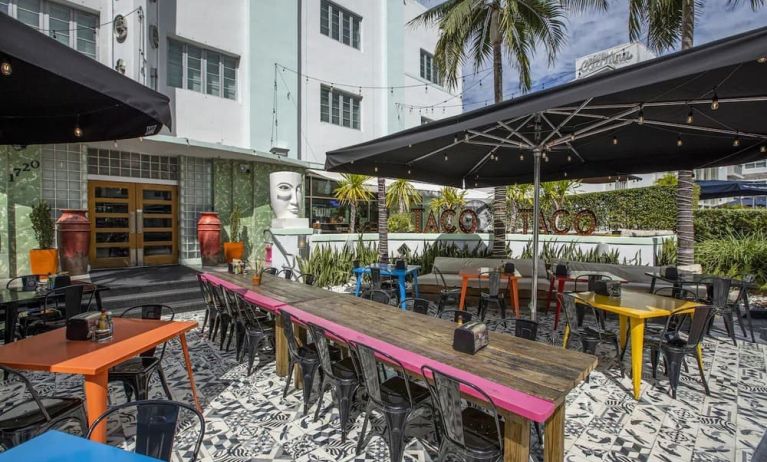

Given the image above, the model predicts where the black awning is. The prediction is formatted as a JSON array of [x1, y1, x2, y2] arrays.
[[697, 180, 767, 199], [326, 26, 767, 187], [0, 13, 171, 145]]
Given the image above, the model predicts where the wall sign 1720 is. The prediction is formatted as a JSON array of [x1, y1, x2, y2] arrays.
[[9, 160, 40, 182]]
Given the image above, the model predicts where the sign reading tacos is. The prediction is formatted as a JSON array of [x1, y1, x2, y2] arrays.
[[412, 207, 597, 236]]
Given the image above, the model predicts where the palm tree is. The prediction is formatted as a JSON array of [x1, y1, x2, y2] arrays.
[[627, 0, 764, 266], [410, 0, 607, 258], [542, 180, 579, 211], [334, 174, 373, 234], [386, 179, 423, 213], [377, 178, 389, 263], [430, 186, 467, 213]]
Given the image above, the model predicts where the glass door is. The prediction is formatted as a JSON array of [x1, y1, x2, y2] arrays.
[[88, 181, 178, 268]]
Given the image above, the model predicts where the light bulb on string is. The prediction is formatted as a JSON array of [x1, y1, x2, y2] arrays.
[[519, 154, 524, 161], [567, 155, 572, 162], [494, 154, 499, 161], [711, 92, 719, 110], [113, 141, 118, 149], [407, 168, 412, 175], [733, 135, 741, 147], [612, 135, 618, 145], [374, 166, 378, 173], [563, 172, 568, 177], [676, 135, 683, 147], [638, 107, 644, 125], [73, 126, 83, 138], [444, 153, 448, 161], [390, 87, 394, 94], [686, 109, 694, 124], [761, 145, 766, 153], [0, 60, 11, 76]]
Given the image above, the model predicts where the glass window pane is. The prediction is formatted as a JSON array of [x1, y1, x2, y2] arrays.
[[342, 14, 351, 45], [187, 45, 202, 92], [320, 0, 329, 35], [17, 0, 41, 29], [167, 40, 183, 88], [75, 11, 98, 59], [331, 6, 339, 40], [331, 92, 340, 124], [48, 3, 70, 46], [223, 56, 237, 99], [352, 98, 360, 129], [206, 52, 220, 96], [352, 17, 360, 49], [320, 86, 330, 122], [343, 96, 351, 127]]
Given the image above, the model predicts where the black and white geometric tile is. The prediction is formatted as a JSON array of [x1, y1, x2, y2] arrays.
[[2, 301, 766, 462]]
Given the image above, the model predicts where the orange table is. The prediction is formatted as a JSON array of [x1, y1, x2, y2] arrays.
[[458, 268, 522, 317], [0, 318, 200, 442]]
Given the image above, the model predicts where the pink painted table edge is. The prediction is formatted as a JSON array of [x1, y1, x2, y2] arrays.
[[204, 273, 556, 423]]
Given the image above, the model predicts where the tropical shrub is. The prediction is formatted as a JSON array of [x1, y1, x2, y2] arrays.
[[695, 232, 767, 287], [409, 241, 491, 274], [297, 238, 378, 288], [30, 200, 54, 249], [388, 212, 412, 232], [694, 209, 767, 241], [564, 185, 681, 231], [519, 241, 621, 264]]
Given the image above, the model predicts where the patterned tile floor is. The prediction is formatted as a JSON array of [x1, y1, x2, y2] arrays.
[[5, 301, 767, 462]]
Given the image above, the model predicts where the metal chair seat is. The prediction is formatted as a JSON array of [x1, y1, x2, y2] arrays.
[[462, 407, 504, 453], [0, 397, 83, 431], [379, 376, 430, 410], [330, 356, 358, 380]]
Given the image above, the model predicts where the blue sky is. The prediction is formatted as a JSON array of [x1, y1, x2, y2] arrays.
[[417, 0, 767, 112]]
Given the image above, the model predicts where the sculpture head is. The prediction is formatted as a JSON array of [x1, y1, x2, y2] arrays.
[[269, 171, 303, 219]]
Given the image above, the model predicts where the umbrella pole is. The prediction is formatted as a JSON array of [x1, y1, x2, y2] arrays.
[[530, 148, 542, 321]]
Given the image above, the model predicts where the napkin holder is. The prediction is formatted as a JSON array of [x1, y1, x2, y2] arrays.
[[452, 321, 489, 354], [664, 266, 679, 280], [504, 262, 515, 274], [66, 311, 101, 341], [395, 259, 406, 270], [554, 263, 569, 277], [594, 280, 621, 298]]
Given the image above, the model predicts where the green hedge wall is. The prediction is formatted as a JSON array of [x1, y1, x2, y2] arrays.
[[694, 209, 767, 241], [564, 185, 680, 231]]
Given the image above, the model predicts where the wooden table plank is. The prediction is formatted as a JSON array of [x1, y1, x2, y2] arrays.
[[205, 272, 338, 309]]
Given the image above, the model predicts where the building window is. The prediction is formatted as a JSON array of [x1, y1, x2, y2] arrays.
[[167, 38, 238, 100], [320, 0, 360, 49], [744, 160, 767, 169], [320, 85, 361, 129], [88, 149, 178, 181], [420, 49, 441, 85], [3, 0, 98, 59]]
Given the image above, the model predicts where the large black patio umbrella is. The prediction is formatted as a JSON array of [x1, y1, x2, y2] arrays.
[[0, 13, 171, 145], [697, 180, 767, 200], [326, 26, 767, 318]]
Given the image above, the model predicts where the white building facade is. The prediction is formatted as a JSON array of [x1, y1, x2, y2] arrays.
[[0, 0, 460, 275]]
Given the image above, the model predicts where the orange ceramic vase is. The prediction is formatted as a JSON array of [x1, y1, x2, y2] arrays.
[[223, 242, 245, 262], [29, 248, 58, 276]]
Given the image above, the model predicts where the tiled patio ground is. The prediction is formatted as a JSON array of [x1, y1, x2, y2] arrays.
[[6, 302, 767, 462]]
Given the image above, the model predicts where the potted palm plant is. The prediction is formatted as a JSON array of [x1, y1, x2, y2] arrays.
[[223, 205, 244, 262], [29, 199, 58, 276]]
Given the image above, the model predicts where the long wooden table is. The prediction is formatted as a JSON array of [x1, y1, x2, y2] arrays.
[[573, 290, 699, 400], [0, 318, 199, 442], [205, 271, 596, 462]]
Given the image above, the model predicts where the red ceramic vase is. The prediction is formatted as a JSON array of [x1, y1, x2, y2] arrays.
[[56, 209, 90, 275], [198, 212, 222, 266]]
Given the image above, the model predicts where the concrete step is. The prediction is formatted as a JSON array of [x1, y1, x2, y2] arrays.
[[100, 279, 199, 299], [100, 287, 202, 311]]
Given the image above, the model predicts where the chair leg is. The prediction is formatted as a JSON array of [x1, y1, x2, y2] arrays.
[[201, 308, 209, 335], [301, 362, 320, 416], [218, 317, 229, 350], [722, 310, 737, 346], [335, 382, 358, 444], [499, 298, 507, 320], [662, 349, 684, 399], [122, 381, 134, 402], [732, 303, 748, 338], [157, 365, 173, 400], [534, 423, 543, 447], [247, 335, 262, 376], [651, 349, 660, 379], [313, 377, 326, 421], [695, 350, 710, 396], [283, 360, 295, 399], [383, 409, 410, 462], [133, 374, 149, 401], [356, 403, 372, 455]]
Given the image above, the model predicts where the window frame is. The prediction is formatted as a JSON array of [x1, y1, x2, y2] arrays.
[[320, 84, 361, 130], [167, 38, 239, 100], [420, 49, 441, 85], [3, 0, 98, 59], [320, 0, 361, 50]]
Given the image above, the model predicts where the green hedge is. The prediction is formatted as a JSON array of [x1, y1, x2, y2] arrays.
[[564, 185, 680, 231], [694, 209, 767, 241], [696, 232, 767, 287]]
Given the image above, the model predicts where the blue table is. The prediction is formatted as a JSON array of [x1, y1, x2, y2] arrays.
[[0, 430, 162, 462], [353, 264, 421, 309]]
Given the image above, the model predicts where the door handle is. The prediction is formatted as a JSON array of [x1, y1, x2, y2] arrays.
[[136, 209, 143, 234]]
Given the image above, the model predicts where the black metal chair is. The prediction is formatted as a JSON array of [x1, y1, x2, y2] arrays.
[[432, 267, 461, 316], [477, 270, 506, 321], [648, 304, 713, 399], [487, 318, 539, 341], [108, 305, 174, 402], [297, 273, 316, 286], [277, 268, 293, 280], [0, 365, 87, 450], [421, 364, 503, 462], [572, 273, 612, 327], [367, 289, 393, 305], [352, 341, 432, 462], [402, 297, 432, 315], [5, 275, 40, 291], [262, 267, 278, 276], [436, 309, 474, 324], [234, 293, 275, 375], [307, 323, 360, 443], [560, 293, 622, 369], [21, 285, 85, 336], [698, 277, 737, 345], [195, 274, 217, 336], [86, 399, 205, 462], [731, 274, 756, 343], [207, 284, 230, 346]]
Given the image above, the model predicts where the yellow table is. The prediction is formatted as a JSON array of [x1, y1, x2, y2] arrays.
[[570, 290, 699, 400]]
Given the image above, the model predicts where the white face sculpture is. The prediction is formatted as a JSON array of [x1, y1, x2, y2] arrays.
[[269, 171, 303, 219]]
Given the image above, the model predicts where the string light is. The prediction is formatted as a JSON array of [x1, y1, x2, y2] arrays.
[[73, 126, 82, 138], [563, 172, 568, 177], [686, 109, 694, 124], [638, 107, 645, 125], [567, 155, 572, 162], [758, 57, 767, 64], [733, 135, 741, 147], [519, 154, 524, 161], [711, 92, 719, 110], [444, 153, 448, 161], [612, 135, 618, 145], [374, 166, 378, 172], [676, 135, 683, 147], [494, 154, 499, 161], [113, 140, 118, 148], [407, 168, 411, 175], [0, 60, 11, 77], [761, 145, 766, 153]]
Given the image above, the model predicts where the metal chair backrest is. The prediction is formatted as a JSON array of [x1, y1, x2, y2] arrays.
[[43, 284, 84, 320], [404, 298, 430, 315], [208, 284, 226, 314], [0, 364, 52, 421], [367, 290, 391, 305], [120, 304, 175, 358], [5, 274, 40, 291], [559, 293, 578, 331], [433, 266, 450, 289], [734, 274, 755, 305], [219, 287, 240, 320], [306, 323, 343, 382], [86, 399, 205, 462], [514, 318, 538, 341], [573, 273, 611, 292], [653, 286, 698, 301], [487, 270, 501, 297], [709, 277, 732, 308], [421, 364, 502, 449], [352, 342, 414, 410], [438, 309, 473, 324], [685, 304, 714, 346], [277, 269, 293, 280], [369, 266, 382, 289], [196, 274, 214, 307], [278, 309, 302, 360], [262, 267, 278, 276], [235, 294, 270, 331]]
